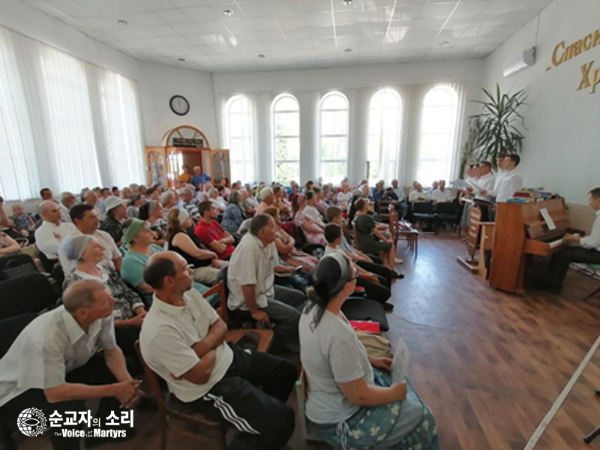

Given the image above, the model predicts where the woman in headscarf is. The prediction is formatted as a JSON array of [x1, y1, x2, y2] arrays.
[[59, 235, 146, 360], [120, 219, 212, 305], [300, 253, 439, 450], [221, 190, 247, 235], [165, 208, 227, 287]]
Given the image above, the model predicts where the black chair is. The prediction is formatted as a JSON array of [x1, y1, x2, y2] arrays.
[[52, 264, 66, 298], [294, 224, 324, 256], [435, 202, 461, 234], [0, 273, 57, 320], [35, 247, 57, 273], [0, 313, 37, 358], [412, 202, 438, 233], [0, 253, 38, 281]]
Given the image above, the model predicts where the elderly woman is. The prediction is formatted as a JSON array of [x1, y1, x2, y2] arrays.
[[221, 190, 247, 235], [121, 187, 133, 200], [256, 187, 275, 215], [336, 182, 353, 212], [354, 198, 400, 270], [208, 187, 226, 213], [292, 193, 326, 246], [60, 235, 147, 359], [120, 219, 211, 305], [265, 207, 318, 271], [160, 190, 178, 217], [165, 208, 227, 287], [138, 200, 167, 242], [127, 194, 144, 218], [303, 190, 325, 227], [300, 253, 439, 450]]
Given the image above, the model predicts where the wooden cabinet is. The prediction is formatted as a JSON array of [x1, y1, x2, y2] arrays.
[[145, 126, 230, 187]]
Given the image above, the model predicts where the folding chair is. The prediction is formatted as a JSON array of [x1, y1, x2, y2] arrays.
[[412, 202, 438, 233], [435, 202, 461, 234], [0, 273, 57, 320]]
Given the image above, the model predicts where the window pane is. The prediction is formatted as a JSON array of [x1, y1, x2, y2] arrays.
[[322, 93, 347, 110], [320, 162, 347, 184], [275, 138, 300, 161], [274, 96, 298, 112], [276, 162, 300, 184], [275, 111, 299, 136], [227, 95, 254, 183], [321, 137, 347, 160]]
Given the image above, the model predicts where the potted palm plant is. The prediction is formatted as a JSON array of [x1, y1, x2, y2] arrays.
[[470, 84, 527, 170]]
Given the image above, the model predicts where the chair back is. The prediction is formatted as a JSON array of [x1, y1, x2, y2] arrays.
[[35, 247, 57, 273], [412, 202, 435, 214], [0, 253, 38, 281], [134, 340, 167, 417], [0, 273, 57, 320], [0, 313, 37, 358], [203, 282, 227, 322], [435, 202, 458, 215]]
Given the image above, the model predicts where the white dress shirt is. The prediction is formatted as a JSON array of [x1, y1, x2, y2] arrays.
[[0, 306, 115, 407], [392, 187, 405, 203], [227, 233, 278, 311], [60, 204, 72, 223], [431, 188, 454, 203], [140, 290, 233, 402], [35, 221, 78, 260], [581, 211, 600, 252], [408, 190, 431, 203], [473, 173, 496, 193], [488, 169, 523, 202]]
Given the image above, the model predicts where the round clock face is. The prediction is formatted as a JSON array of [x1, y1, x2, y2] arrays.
[[170, 95, 190, 116]]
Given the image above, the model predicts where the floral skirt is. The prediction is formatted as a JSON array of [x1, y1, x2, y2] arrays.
[[309, 370, 439, 450]]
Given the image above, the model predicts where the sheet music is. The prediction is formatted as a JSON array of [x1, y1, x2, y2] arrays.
[[391, 338, 411, 383], [540, 208, 556, 230]]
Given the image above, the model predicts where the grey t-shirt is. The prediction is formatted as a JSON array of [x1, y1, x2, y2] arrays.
[[299, 307, 374, 424]]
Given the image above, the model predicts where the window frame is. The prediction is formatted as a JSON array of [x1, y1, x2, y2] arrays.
[[225, 94, 255, 183], [271, 93, 300, 184], [318, 91, 349, 183]]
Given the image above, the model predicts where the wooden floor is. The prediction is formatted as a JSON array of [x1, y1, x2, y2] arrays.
[[20, 232, 600, 450]]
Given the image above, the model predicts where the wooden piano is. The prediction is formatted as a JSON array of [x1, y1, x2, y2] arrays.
[[489, 198, 584, 294]]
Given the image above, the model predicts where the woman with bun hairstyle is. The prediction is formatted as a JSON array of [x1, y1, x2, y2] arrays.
[[299, 253, 438, 450]]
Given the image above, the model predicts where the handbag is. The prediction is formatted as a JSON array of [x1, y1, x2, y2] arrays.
[[356, 330, 393, 359]]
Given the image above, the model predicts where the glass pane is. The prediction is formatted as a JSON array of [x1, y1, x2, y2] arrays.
[[422, 105, 453, 134], [274, 96, 298, 112], [320, 162, 347, 184], [419, 134, 451, 160], [276, 162, 300, 184], [368, 135, 380, 161], [321, 137, 347, 160], [321, 111, 336, 135], [424, 87, 455, 107], [275, 111, 299, 136], [321, 93, 348, 110], [368, 161, 380, 183], [333, 111, 348, 135], [275, 138, 300, 161], [228, 97, 242, 113], [417, 159, 447, 187]]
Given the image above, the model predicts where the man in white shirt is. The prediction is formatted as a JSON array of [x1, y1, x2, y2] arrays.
[[482, 154, 523, 203], [59, 191, 78, 223], [0, 280, 142, 449], [83, 190, 104, 221], [408, 182, 431, 203], [35, 200, 77, 260], [474, 162, 496, 193], [140, 252, 297, 450], [59, 204, 122, 273], [227, 214, 305, 352], [431, 180, 454, 204], [543, 188, 600, 293]]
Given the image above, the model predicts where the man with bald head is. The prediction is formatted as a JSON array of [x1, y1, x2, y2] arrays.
[[0, 280, 141, 449], [34, 200, 77, 260], [140, 251, 297, 450], [83, 190, 105, 221]]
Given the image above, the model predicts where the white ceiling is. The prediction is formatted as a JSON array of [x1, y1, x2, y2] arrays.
[[24, 0, 553, 72]]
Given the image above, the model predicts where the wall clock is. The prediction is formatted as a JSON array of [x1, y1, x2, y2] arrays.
[[169, 95, 190, 116]]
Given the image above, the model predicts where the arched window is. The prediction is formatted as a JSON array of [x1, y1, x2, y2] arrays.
[[272, 94, 300, 183], [416, 85, 459, 186], [367, 88, 403, 184], [225, 95, 254, 183], [319, 92, 348, 184]]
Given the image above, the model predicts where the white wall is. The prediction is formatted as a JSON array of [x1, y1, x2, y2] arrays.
[[212, 60, 484, 185], [137, 63, 218, 147], [482, 0, 600, 204]]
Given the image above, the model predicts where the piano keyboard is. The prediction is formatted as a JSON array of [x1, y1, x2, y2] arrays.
[[548, 238, 564, 249]]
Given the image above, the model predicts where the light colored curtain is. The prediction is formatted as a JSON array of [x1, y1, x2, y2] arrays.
[[0, 25, 144, 200]]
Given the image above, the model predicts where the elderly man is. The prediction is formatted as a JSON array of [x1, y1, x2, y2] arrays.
[[140, 252, 297, 450], [83, 190, 104, 221], [408, 182, 430, 203], [190, 165, 211, 189], [227, 214, 305, 352], [59, 191, 78, 223], [0, 280, 142, 449], [180, 187, 200, 220], [35, 200, 77, 261], [61, 204, 122, 273], [99, 197, 128, 244], [431, 180, 454, 204]]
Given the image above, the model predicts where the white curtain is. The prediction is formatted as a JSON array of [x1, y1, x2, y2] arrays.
[[0, 25, 145, 200]]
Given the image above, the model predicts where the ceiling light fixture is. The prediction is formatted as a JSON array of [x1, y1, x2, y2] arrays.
[[178, 58, 186, 62], [439, 41, 450, 47], [342, 0, 352, 5], [344, 48, 352, 52], [223, 9, 234, 16], [258, 54, 265, 58], [117, 20, 128, 26]]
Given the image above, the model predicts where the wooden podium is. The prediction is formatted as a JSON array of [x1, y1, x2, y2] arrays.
[[457, 205, 494, 277]]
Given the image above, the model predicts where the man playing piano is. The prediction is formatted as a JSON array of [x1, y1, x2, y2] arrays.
[[541, 188, 600, 293]]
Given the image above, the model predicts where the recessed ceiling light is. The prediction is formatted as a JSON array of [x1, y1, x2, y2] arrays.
[[439, 41, 450, 47], [344, 48, 352, 52], [223, 9, 234, 16], [178, 58, 186, 62], [258, 54, 265, 58], [117, 20, 128, 26], [342, 0, 352, 5]]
